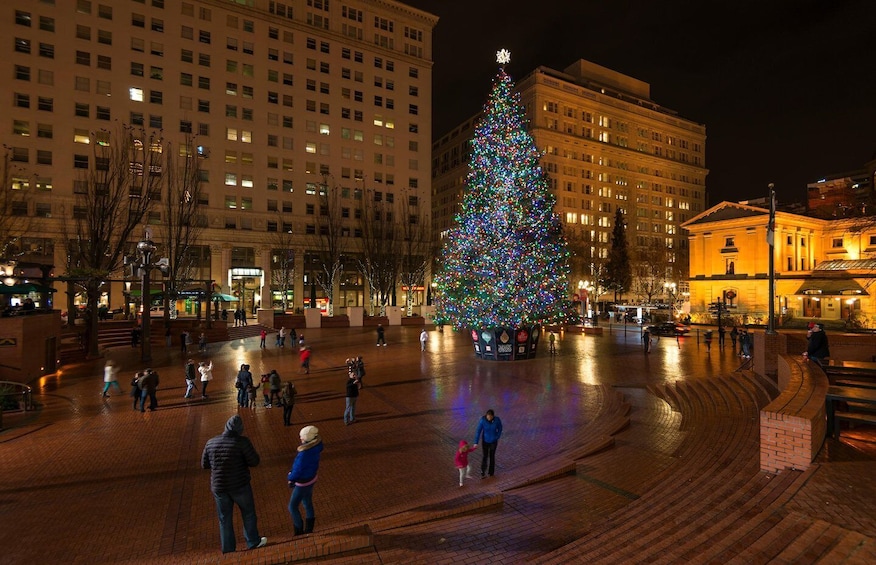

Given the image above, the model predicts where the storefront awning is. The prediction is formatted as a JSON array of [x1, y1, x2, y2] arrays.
[[793, 279, 869, 296], [0, 282, 57, 295], [212, 293, 239, 302], [129, 289, 163, 297]]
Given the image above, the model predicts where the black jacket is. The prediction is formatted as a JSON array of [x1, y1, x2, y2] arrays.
[[201, 425, 260, 493]]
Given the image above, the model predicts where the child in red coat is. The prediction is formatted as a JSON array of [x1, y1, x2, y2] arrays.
[[455, 440, 478, 487]]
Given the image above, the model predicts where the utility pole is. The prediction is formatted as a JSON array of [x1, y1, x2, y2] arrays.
[[767, 183, 777, 334]]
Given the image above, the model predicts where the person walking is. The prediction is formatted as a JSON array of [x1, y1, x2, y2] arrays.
[[730, 326, 739, 352], [199, 332, 208, 353], [455, 440, 478, 487], [804, 322, 830, 366], [287, 425, 324, 536], [101, 360, 122, 397], [130, 372, 142, 410], [642, 327, 652, 354], [199, 360, 214, 399], [138, 368, 160, 412], [419, 328, 428, 352], [278, 327, 286, 348], [343, 372, 360, 425], [473, 409, 503, 478], [201, 415, 268, 553], [180, 330, 189, 354], [704, 330, 713, 352], [268, 370, 283, 407], [548, 331, 557, 355], [718, 325, 726, 348], [376, 323, 386, 346], [184, 359, 199, 399], [354, 356, 366, 387], [299, 347, 311, 374], [280, 381, 297, 426], [259, 329, 267, 349]]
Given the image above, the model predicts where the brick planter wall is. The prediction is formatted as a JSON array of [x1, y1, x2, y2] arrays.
[[759, 354, 828, 473]]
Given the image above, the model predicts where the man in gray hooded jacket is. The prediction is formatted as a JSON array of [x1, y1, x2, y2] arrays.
[[201, 415, 267, 553]]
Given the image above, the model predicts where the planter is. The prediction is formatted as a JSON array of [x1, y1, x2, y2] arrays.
[[470, 326, 541, 361]]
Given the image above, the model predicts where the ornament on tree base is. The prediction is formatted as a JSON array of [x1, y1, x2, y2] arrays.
[[471, 327, 541, 361]]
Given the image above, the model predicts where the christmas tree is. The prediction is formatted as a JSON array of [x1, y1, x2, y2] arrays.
[[435, 50, 573, 331]]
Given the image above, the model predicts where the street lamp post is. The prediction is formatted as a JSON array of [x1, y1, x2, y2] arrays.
[[137, 236, 157, 363], [664, 282, 677, 320]]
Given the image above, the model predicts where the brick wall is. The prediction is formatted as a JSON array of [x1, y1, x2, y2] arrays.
[[759, 354, 828, 473]]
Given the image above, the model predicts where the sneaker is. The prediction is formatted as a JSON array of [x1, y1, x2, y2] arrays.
[[459, 483, 464, 487], [255, 537, 267, 549]]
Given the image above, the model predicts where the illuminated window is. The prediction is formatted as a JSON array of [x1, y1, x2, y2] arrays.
[[129, 87, 144, 102]]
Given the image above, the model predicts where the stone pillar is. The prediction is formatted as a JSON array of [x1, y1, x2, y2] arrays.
[[257, 246, 272, 312], [348, 306, 364, 327]]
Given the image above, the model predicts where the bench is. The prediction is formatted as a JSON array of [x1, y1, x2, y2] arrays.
[[826, 385, 876, 439]]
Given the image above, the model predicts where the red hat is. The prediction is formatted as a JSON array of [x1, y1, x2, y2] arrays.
[[807, 322, 816, 329]]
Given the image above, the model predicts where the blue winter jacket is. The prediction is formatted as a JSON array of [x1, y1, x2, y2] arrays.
[[474, 415, 503, 445], [288, 440, 324, 484]]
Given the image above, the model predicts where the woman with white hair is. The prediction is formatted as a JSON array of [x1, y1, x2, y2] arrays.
[[287, 425, 324, 535]]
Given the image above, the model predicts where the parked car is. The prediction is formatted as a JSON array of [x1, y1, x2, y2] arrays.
[[645, 322, 690, 336]]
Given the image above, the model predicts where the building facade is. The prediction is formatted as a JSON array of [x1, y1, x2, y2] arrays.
[[683, 201, 876, 326], [1, 0, 437, 315], [432, 59, 708, 303]]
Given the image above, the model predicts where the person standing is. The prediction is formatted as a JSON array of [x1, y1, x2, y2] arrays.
[[804, 323, 830, 365], [101, 360, 122, 397], [704, 330, 713, 352], [199, 332, 208, 353], [138, 368, 160, 412], [201, 415, 267, 553], [199, 360, 214, 399], [718, 325, 726, 348], [376, 324, 386, 346], [287, 425, 324, 536], [548, 331, 556, 355], [236, 364, 254, 407], [280, 381, 297, 426], [278, 326, 286, 348], [730, 326, 739, 352], [180, 330, 189, 354], [354, 356, 366, 387], [299, 347, 311, 374], [419, 328, 428, 352], [343, 373, 360, 425], [130, 372, 142, 410], [642, 327, 652, 354], [165, 326, 172, 348], [473, 409, 503, 478], [184, 359, 199, 399], [259, 329, 267, 349]]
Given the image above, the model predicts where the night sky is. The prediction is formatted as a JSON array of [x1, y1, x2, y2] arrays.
[[404, 0, 876, 206]]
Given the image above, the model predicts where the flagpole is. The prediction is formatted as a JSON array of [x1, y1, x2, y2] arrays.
[[766, 183, 777, 334]]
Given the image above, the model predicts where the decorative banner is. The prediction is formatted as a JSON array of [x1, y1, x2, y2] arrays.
[[496, 328, 514, 361], [471, 329, 482, 358]]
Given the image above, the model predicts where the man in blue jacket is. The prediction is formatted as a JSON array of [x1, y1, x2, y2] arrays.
[[473, 409, 503, 478], [202, 415, 267, 553]]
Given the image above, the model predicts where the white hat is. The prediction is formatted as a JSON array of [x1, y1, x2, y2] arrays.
[[299, 425, 319, 442]]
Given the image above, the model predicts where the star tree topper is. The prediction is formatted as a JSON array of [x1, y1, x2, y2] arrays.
[[496, 48, 511, 65]]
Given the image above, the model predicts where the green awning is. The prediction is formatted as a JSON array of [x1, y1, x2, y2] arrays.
[[129, 289, 163, 297], [212, 293, 239, 302], [0, 283, 57, 295]]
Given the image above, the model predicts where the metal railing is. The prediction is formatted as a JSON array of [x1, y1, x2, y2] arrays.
[[0, 380, 34, 412]]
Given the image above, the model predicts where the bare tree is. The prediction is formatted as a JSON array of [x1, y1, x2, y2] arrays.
[[62, 126, 160, 358], [397, 188, 431, 316], [0, 146, 36, 260], [357, 186, 399, 316], [268, 215, 296, 312], [632, 239, 669, 305], [309, 176, 348, 317], [158, 136, 205, 320]]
